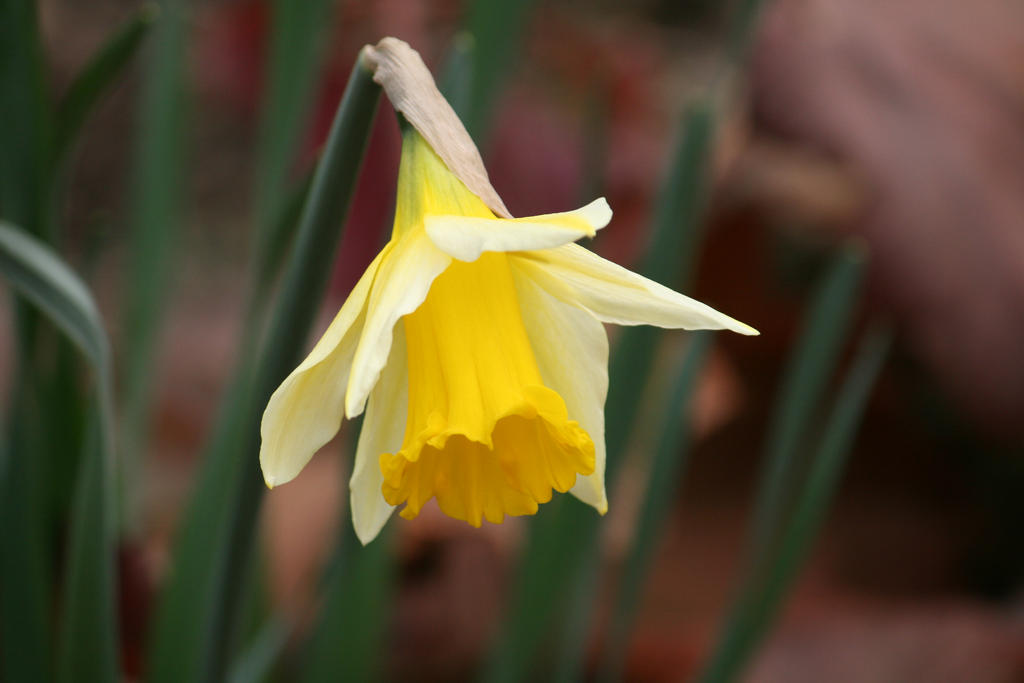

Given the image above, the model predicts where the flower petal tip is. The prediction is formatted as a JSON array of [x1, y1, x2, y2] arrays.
[[344, 393, 367, 421], [580, 197, 612, 233], [351, 508, 391, 546], [352, 527, 374, 546]]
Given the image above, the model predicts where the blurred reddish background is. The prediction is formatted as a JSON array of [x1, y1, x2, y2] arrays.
[[34, 0, 1024, 680]]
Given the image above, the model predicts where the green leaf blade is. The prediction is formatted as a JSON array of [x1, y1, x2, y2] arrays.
[[461, 0, 537, 141], [553, 101, 717, 682], [57, 412, 120, 683], [699, 326, 890, 683], [53, 4, 157, 167], [200, 55, 381, 683], [120, 0, 188, 518], [697, 245, 872, 683], [0, 222, 109, 374], [597, 331, 713, 683], [145, 57, 381, 683], [227, 618, 290, 683], [250, 0, 335, 296], [0, 221, 119, 683], [302, 522, 394, 683], [751, 245, 865, 559], [0, 0, 52, 235]]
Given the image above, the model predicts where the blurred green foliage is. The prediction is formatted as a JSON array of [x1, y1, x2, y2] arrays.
[[0, 0, 890, 682], [1, 4, 148, 681], [120, 0, 186, 482]]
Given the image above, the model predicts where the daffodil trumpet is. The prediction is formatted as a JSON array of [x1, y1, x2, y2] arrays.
[[260, 38, 757, 544]]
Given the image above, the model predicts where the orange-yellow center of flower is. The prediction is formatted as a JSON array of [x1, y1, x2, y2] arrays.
[[379, 251, 595, 526]]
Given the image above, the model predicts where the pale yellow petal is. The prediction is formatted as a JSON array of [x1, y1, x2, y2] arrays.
[[518, 244, 759, 335], [260, 248, 388, 488], [425, 198, 611, 262], [510, 259, 609, 513], [345, 228, 451, 418], [349, 326, 408, 544]]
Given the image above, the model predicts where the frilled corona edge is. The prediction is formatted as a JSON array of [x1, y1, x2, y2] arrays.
[[360, 37, 511, 218]]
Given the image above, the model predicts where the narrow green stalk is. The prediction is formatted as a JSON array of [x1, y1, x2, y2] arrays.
[[0, 0, 51, 236], [250, 0, 334, 301], [696, 242, 866, 683], [245, 168, 315, 327], [121, 0, 186, 525], [438, 33, 475, 122], [142, 20, 321, 625], [144, 83, 337, 683], [193, 171, 314, 550], [0, 223, 109, 373], [637, 102, 715, 304], [484, 496, 597, 683], [52, 4, 157, 167], [57, 397, 119, 683], [597, 332, 713, 683], [196, 57, 381, 683], [0, 221, 119, 682], [551, 551, 603, 683], [303, 520, 394, 682], [699, 327, 890, 683], [552, 102, 716, 679], [0, 4, 55, 672], [40, 336, 90, 530], [227, 618, 290, 683], [0, 374, 52, 682], [145, 54, 379, 683], [461, 0, 537, 142], [3, 3, 143, 604], [202, 1, 332, 569], [726, 0, 768, 63], [750, 246, 864, 562]]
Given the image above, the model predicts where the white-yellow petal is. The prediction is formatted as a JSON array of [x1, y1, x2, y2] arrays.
[[519, 243, 759, 335], [260, 248, 388, 488], [349, 326, 408, 544], [345, 228, 451, 418], [511, 259, 610, 513], [425, 197, 612, 262]]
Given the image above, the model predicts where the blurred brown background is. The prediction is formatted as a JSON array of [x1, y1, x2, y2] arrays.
[[25, 0, 1024, 680]]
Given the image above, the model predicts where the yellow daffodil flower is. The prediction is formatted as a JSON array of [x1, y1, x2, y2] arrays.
[[259, 38, 757, 544]]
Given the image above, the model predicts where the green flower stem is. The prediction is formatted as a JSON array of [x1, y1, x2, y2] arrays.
[[597, 331, 713, 683], [699, 326, 890, 683], [302, 517, 394, 682], [0, 3, 54, 673], [552, 102, 716, 682], [197, 56, 380, 683], [750, 246, 864, 565], [250, 0, 335, 304]]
